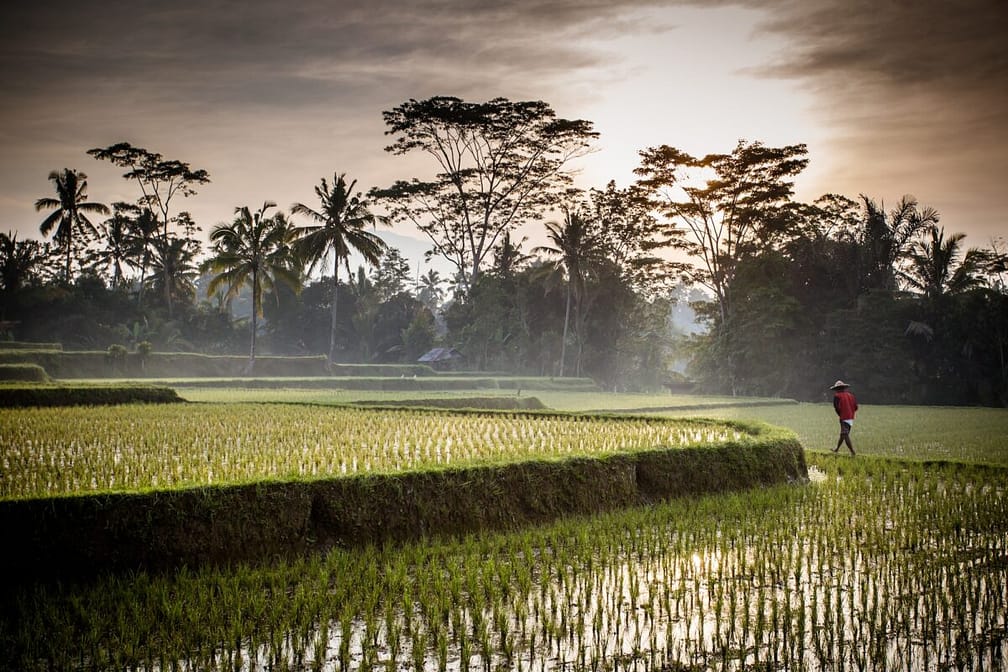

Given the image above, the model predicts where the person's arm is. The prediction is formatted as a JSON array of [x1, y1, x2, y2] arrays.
[[833, 395, 841, 415]]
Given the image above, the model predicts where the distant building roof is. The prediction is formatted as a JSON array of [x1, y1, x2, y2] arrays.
[[418, 347, 462, 363]]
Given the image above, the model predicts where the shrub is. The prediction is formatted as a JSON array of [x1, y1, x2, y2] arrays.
[[0, 363, 50, 382]]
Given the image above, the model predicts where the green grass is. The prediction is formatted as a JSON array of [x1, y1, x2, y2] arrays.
[[175, 386, 1008, 465]]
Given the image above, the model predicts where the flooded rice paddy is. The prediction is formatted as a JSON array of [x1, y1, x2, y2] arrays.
[[3, 454, 1006, 671]]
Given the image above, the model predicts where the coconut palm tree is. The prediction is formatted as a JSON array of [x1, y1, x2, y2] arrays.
[[88, 202, 136, 288], [0, 231, 48, 292], [417, 268, 446, 311], [533, 207, 605, 376], [901, 225, 987, 301], [203, 202, 300, 370], [35, 169, 109, 283], [146, 235, 201, 315], [291, 173, 387, 362], [125, 207, 160, 304], [857, 195, 938, 294]]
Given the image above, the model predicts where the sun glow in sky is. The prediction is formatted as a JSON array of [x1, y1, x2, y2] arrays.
[[1, 0, 1005, 259]]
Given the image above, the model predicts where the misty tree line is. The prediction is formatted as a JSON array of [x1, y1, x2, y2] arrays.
[[2, 96, 1006, 405]]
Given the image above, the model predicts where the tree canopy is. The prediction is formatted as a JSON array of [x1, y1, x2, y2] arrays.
[[373, 96, 598, 292]]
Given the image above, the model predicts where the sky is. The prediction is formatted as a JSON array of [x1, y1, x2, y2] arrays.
[[1, 0, 1005, 269]]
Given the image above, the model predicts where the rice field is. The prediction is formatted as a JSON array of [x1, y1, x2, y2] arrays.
[[2, 389, 1007, 671], [3, 455, 1005, 671], [0, 404, 745, 500]]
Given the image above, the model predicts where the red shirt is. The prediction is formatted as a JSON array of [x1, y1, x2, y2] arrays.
[[833, 390, 858, 421]]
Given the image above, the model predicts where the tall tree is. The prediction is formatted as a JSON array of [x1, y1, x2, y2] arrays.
[[533, 206, 605, 377], [371, 247, 412, 301], [416, 268, 446, 312], [88, 202, 136, 288], [147, 235, 201, 315], [203, 202, 300, 370], [291, 173, 387, 363], [126, 206, 161, 304], [88, 142, 209, 314], [856, 195, 938, 294], [901, 225, 988, 301], [35, 168, 109, 283], [588, 181, 680, 295], [636, 140, 808, 325], [636, 140, 808, 394], [374, 96, 598, 291], [0, 231, 48, 292]]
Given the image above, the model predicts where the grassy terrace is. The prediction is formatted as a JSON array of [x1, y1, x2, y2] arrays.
[[1, 404, 769, 500]]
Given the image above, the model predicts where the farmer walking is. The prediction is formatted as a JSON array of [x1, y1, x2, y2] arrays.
[[830, 380, 858, 455]]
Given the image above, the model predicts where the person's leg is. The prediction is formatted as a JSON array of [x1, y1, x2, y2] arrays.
[[842, 421, 855, 454], [833, 420, 845, 451]]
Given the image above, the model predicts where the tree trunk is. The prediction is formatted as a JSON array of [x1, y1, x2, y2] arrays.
[[247, 272, 258, 375], [328, 265, 339, 363], [559, 282, 571, 377]]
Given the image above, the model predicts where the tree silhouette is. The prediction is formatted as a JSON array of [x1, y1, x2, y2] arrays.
[[0, 231, 48, 292], [534, 206, 605, 377], [291, 174, 387, 363], [375, 96, 597, 291], [204, 202, 300, 370], [147, 236, 201, 316], [901, 225, 987, 301], [88, 202, 136, 288], [88, 142, 209, 314], [856, 195, 938, 294], [35, 169, 109, 283]]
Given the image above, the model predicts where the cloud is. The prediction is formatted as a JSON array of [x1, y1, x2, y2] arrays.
[[2, 0, 1004, 243]]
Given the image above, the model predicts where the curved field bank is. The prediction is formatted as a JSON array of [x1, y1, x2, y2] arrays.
[[0, 407, 806, 581]]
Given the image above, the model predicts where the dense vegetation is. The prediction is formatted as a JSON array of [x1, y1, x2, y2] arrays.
[[3, 97, 1006, 403]]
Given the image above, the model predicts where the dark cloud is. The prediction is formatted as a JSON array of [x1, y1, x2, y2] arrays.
[[2, 0, 1005, 241]]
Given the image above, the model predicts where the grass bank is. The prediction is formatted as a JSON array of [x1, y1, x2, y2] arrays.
[[0, 383, 184, 407], [0, 416, 803, 583]]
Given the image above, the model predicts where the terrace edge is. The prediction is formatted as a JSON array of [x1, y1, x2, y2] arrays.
[[0, 422, 806, 584]]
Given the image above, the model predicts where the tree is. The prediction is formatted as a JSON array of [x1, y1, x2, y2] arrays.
[[636, 140, 809, 394], [588, 180, 681, 295], [147, 236, 201, 315], [371, 247, 412, 301], [0, 231, 48, 292], [126, 207, 161, 304], [291, 173, 387, 363], [636, 140, 809, 325], [204, 202, 300, 370], [88, 202, 136, 288], [374, 96, 598, 291], [901, 225, 988, 301], [87, 143, 210, 241], [856, 195, 938, 294], [88, 142, 210, 314], [416, 268, 446, 312], [533, 205, 605, 377], [35, 168, 109, 283]]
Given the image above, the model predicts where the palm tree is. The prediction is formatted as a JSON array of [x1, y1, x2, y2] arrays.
[[124, 207, 161, 304], [147, 235, 201, 316], [35, 169, 109, 283], [417, 268, 446, 311], [0, 231, 48, 292], [857, 195, 938, 294], [203, 202, 300, 370], [901, 225, 987, 301], [89, 202, 135, 288], [533, 207, 605, 376], [291, 173, 387, 363]]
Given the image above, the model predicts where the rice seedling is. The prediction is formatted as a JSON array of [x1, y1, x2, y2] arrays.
[[2, 392, 1006, 671], [1, 404, 747, 500]]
